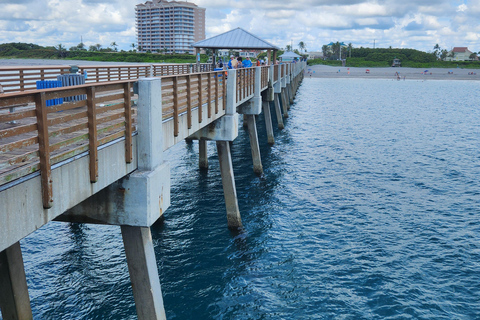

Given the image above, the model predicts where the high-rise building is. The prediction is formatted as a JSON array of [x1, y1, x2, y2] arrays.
[[135, 0, 205, 54]]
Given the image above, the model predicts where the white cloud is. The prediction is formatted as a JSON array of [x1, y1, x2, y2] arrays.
[[0, 0, 478, 53]]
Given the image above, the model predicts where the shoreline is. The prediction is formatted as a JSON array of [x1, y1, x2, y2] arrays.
[[305, 65, 480, 81], [1, 58, 479, 81]]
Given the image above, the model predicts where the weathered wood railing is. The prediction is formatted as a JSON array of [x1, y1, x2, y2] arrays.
[[0, 81, 135, 207], [236, 67, 255, 103], [78, 65, 149, 83], [152, 63, 213, 77], [0, 66, 71, 93], [160, 70, 226, 136], [0, 63, 302, 205], [274, 65, 279, 82]]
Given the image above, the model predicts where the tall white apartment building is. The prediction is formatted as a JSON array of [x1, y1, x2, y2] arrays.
[[135, 0, 205, 54]]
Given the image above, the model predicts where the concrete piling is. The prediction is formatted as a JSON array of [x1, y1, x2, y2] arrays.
[[199, 139, 208, 170], [262, 101, 275, 145], [273, 94, 284, 129], [216, 141, 242, 229], [121, 226, 166, 320], [246, 114, 263, 175], [0, 242, 32, 320]]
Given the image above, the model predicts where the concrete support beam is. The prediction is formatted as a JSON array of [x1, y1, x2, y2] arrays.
[[281, 90, 289, 118], [262, 101, 275, 145], [59, 78, 171, 227], [0, 242, 32, 320], [199, 139, 208, 170], [273, 94, 284, 130], [216, 141, 242, 229], [121, 226, 166, 320], [246, 115, 263, 175]]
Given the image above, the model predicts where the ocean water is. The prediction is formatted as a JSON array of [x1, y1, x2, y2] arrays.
[[8, 78, 480, 319]]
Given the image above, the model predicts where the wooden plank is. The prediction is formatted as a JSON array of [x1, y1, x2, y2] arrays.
[[0, 136, 38, 154], [47, 111, 87, 127], [215, 72, 219, 114], [0, 109, 36, 123], [207, 73, 212, 118], [87, 86, 98, 183], [173, 77, 179, 137], [35, 91, 53, 208], [198, 74, 203, 123], [0, 123, 37, 139], [124, 82, 133, 163], [47, 100, 86, 113], [186, 75, 192, 129]]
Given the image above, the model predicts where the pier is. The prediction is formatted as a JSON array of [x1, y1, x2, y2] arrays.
[[0, 61, 305, 319]]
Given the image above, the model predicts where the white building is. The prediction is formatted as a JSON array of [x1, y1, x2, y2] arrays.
[[446, 47, 475, 61], [135, 0, 205, 54]]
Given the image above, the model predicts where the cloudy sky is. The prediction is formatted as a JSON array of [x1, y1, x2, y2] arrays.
[[0, 0, 479, 53]]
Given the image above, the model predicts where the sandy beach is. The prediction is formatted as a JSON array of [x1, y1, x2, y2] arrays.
[[1, 58, 479, 81], [305, 65, 480, 81]]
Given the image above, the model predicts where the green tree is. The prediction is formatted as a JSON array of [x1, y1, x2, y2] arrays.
[[322, 44, 330, 59], [348, 43, 353, 58], [95, 43, 102, 51], [469, 52, 478, 61], [55, 44, 67, 58], [285, 44, 292, 52], [131, 43, 136, 51], [298, 41, 306, 54], [110, 42, 118, 52], [433, 43, 441, 59]]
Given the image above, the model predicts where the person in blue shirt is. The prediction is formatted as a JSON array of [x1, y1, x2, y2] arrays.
[[243, 56, 252, 68]]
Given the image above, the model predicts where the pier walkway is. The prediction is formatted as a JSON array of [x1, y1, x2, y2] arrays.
[[0, 61, 305, 320]]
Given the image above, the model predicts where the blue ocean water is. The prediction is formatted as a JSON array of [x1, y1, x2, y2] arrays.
[[10, 78, 480, 319]]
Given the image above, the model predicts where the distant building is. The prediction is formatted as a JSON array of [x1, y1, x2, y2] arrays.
[[135, 0, 205, 54], [446, 47, 474, 61], [307, 51, 323, 59]]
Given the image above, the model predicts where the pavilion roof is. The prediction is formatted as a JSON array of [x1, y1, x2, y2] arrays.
[[192, 28, 279, 50]]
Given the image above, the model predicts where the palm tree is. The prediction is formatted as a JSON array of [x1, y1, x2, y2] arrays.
[[469, 53, 478, 61], [348, 43, 353, 58], [285, 44, 292, 52], [131, 43, 136, 51], [55, 44, 67, 58], [298, 41, 306, 54], [322, 45, 330, 59], [110, 42, 118, 52], [95, 43, 102, 51], [433, 44, 441, 59]]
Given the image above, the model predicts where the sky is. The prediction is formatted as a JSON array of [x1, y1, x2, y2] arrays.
[[0, 0, 479, 53]]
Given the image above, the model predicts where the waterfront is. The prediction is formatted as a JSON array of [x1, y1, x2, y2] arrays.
[[9, 78, 480, 319]]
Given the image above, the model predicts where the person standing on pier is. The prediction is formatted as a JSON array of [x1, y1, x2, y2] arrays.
[[228, 55, 238, 69]]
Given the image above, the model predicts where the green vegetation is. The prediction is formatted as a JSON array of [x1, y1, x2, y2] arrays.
[[0, 42, 209, 63], [309, 47, 480, 69]]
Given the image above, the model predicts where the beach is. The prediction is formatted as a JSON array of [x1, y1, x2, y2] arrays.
[[305, 64, 480, 81], [1, 58, 479, 81]]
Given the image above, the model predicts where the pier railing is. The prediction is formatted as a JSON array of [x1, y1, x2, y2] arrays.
[[0, 62, 304, 205], [0, 81, 135, 207], [0, 66, 71, 93], [236, 67, 255, 103], [160, 70, 226, 136], [78, 65, 149, 83]]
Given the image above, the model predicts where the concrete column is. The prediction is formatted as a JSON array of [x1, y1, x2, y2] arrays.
[[288, 84, 294, 104], [243, 114, 248, 128], [246, 115, 263, 175], [199, 139, 208, 170], [216, 141, 242, 229], [0, 242, 32, 320], [262, 101, 274, 145], [121, 226, 166, 320], [226, 69, 237, 115], [273, 94, 284, 129], [281, 90, 289, 117]]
